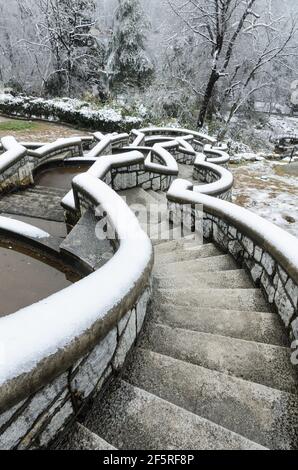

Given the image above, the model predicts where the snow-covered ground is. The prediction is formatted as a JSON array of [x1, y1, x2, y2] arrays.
[[232, 160, 298, 237]]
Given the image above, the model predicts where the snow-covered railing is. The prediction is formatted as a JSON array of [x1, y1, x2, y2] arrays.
[[138, 126, 217, 147], [146, 143, 179, 175], [204, 144, 230, 168], [167, 179, 298, 339], [0, 137, 27, 173], [62, 146, 179, 218], [0, 174, 153, 445], [85, 135, 112, 158], [0, 215, 49, 241], [130, 130, 145, 147], [193, 153, 233, 200], [94, 131, 129, 147], [29, 137, 84, 160], [0, 137, 32, 193]]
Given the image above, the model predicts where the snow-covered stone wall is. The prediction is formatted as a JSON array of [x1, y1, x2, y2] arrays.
[[0, 288, 151, 450], [167, 181, 298, 344]]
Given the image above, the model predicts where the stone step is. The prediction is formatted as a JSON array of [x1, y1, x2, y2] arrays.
[[0, 202, 65, 223], [148, 189, 167, 204], [154, 254, 238, 274], [58, 423, 116, 450], [125, 349, 298, 450], [119, 187, 158, 209], [4, 193, 63, 207], [119, 188, 169, 227], [28, 186, 67, 198], [140, 323, 298, 393], [153, 287, 269, 312], [155, 244, 228, 265], [151, 225, 195, 245], [156, 269, 253, 290], [151, 303, 288, 346], [153, 237, 201, 254], [83, 379, 265, 450]]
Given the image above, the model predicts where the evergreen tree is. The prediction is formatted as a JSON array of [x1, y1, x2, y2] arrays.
[[108, 0, 154, 89]]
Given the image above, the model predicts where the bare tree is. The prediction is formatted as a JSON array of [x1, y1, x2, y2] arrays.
[[168, 0, 297, 128], [17, 0, 106, 96]]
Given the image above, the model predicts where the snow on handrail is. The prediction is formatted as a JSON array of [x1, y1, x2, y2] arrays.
[[139, 126, 217, 145], [204, 144, 230, 166], [85, 136, 112, 158], [61, 150, 145, 212], [0, 173, 153, 410], [30, 137, 83, 158], [193, 153, 233, 196], [0, 216, 50, 240], [167, 179, 298, 285], [0, 136, 27, 173], [145, 143, 179, 175]]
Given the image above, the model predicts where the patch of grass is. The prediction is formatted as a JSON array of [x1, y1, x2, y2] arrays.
[[0, 120, 39, 132]]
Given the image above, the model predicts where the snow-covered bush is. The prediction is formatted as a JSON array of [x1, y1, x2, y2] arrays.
[[0, 93, 144, 133]]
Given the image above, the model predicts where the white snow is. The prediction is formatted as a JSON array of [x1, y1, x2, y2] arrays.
[[168, 178, 298, 269], [146, 143, 178, 174], [31, 137, 82, 157], [0, 216, 50, 239], [232, 159, 298, 237], [0, 136, 27, 172], [62, 150, 145, 210], [0, 94, 144, 128], [139, 126, 216, 144], [194, 158, 234, 195], [0, 174, 152, 386]]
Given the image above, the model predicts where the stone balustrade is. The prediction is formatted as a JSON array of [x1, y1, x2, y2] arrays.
[[167, 180, 298, 344], [0, 173, 153, 449], [0, 125, 297, 450]]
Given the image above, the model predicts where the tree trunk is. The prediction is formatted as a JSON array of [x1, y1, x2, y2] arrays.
[[197, 69, 219, 128]]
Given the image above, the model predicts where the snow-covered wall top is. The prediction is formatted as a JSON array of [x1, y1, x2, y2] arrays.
[[0, 124, 297, 441], [0, 173, 153, 411], [0, 136, 27, 173]]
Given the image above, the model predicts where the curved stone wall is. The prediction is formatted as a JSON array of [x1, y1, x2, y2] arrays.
[[0, 125, 297, 449], [167, 180, 298, 339]]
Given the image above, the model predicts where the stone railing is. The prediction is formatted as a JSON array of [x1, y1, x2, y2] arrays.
[[0, 172, 153, 449], [193, 153, 233, 201], [167, 179, 298, 342], [29, 137, 84, 160], [62, 146, 179, 224], [203, 144, 230, 168], [0, 136, 87, 193], [1, 125, 297, 449], [134, 126, 217, 149], [0, 137, 32, 192]]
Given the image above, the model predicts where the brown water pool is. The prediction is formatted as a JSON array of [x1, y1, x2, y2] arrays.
[[0, 244, 79, 318], [35, 166, 89, 190]]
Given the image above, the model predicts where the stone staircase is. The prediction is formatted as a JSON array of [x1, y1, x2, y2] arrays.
[[0, 185, 66, 222], [56, 184, 298, 450]]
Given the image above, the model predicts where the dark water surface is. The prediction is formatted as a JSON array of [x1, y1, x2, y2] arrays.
[[0, 245, 76, 317], [35, 167, 88, 190]]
